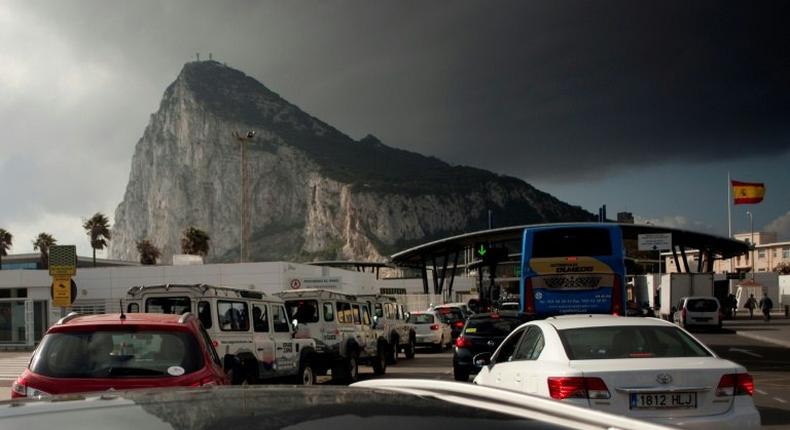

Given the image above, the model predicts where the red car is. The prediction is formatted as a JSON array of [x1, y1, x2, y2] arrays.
[[12, 312, 229, 398]]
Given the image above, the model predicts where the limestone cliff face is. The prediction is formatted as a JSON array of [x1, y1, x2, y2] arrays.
[[110, 61, 593, 263]]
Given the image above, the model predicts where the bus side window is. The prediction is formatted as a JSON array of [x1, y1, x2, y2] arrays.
[[127, 303, 139, 313], [198, 301, 212, 329]]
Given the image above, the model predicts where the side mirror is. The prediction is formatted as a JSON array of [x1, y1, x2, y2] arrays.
[[473, 352, 492, 367], [404, 312, 410, 320]]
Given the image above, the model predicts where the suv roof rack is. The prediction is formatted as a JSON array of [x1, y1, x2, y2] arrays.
[[56, 312, 81, 325]]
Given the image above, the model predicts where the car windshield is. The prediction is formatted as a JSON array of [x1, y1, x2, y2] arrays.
[[687, 299, 719, 312], [29, 330, 203, 378], [465, 317, 520, 336], [435, 308, 464, 322], [145, 297, 191, 315], [407, 314, 435, 324], [285, 300, 320, 323], [558, 325, 712, 360]]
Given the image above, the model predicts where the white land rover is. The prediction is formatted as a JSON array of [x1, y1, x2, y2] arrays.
[[277, 288, 388, 383], [126, 284, 318, 385], [358, 294, 417, 364]]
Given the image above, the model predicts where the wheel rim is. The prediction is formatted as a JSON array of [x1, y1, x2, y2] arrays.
[[302, 366, 314, 385]]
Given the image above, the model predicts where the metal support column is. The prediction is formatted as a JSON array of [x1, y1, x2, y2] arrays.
[[671, 246, 681, 273], [447, 251, 460, 299], [680, 247, 691, 273]]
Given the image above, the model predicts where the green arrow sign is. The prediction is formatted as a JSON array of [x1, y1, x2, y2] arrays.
[[477, 245, 487, 257]]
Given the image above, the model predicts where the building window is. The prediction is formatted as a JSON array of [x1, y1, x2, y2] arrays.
[[784, 248, 790, 259], [758, 249, 766, 259]]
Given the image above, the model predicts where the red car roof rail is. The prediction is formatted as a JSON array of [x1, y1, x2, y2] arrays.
[[56, 312, 81, 325]]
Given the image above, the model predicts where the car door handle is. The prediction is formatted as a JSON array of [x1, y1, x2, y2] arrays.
[[276, 347, 283, 351], [257, 348, 265, 351]]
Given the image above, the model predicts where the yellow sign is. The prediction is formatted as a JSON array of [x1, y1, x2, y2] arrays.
[[529, 257, 614, 275], [50, 265, 76, 277], [52, 277, 73, 307]]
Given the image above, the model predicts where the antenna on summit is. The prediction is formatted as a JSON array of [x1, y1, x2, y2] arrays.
[[196, 52, 200, 61], [209, 53, 213, 61]]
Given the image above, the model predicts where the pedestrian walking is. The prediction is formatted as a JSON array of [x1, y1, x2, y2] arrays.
[[759, 294, 773, 322], [744, 294, 757, 319]]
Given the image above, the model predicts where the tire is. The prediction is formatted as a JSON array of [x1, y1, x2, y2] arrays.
[[373, 347, 387, 375], [454, 366, 470, 382], [296, 360, 315, 385], [238, 358, 258, 385], [404, 337, 416, 359], [386, 338, 399, 365]]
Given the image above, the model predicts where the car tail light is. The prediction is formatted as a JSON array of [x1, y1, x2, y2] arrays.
[[11, 380, 50, 399], [430, 324, 440, 331], [717, 373, 754, 397], [490, 313, 500, 319], [455, 336, 473, 349], [454, 321, 464, 328], [611, 276, 622, 316], [11, 381, 26, 398], [524, 278, 534, 313], [548, 377, 610, 400], [212, 339, 220, 348]]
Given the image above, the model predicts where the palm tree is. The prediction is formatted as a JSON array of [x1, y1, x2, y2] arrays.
[[181, 227, 210, 257], [83, 213, 111, 267], [0, 228, 12, 270], [32, 233, 56, 268], [136, 240, 161, 265]]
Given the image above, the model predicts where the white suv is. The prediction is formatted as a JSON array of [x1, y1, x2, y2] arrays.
[[673, 296, 722, 330], [359, 294, 417, 364], [277, 289, 388, 382], [126, 284, 318, 385]]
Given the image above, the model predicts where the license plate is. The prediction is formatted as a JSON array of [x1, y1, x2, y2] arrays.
[[630, 392, 697, 409]]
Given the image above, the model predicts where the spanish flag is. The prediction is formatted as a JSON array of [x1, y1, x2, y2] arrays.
[[732, 180, 765, 205]]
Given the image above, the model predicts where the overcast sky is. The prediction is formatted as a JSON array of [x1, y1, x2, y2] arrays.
[[1, 0, 789, 257]]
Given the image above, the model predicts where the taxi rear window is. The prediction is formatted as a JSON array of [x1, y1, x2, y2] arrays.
[[558, 325, 710, 360], [31, 329, 203, 378]]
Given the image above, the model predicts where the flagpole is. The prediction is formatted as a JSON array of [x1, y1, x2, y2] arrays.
[[727, 172, 732, 239], [727, 170, 733, 272]]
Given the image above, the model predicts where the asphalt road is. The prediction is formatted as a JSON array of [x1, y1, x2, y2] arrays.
[[695, 329, 790, 430]]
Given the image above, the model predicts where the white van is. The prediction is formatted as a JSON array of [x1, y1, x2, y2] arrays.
[[277, 289, 388, 382], [673, 296, 722, 330], [126, 284, 318, 385]]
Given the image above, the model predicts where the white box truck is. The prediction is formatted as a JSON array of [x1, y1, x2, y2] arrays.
[[659, 273, 714, 319]]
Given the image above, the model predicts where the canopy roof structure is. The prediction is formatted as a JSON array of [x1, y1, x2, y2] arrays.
[[389, 223, 749, 295]]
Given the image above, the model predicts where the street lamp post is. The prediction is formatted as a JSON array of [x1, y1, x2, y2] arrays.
[[233, 130, 256, 263], [746, 210, 754, 279]]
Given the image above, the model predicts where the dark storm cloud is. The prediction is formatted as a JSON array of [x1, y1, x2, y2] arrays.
[[8, 0, 790, 191]]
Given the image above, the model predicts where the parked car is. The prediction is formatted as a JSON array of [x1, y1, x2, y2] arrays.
[[473, 314, 760, 430], [12, 312, 230, 399], [0, 382, 674, 430], [406, 311, 452, 351], [431, 304, 467, 340], [127, 284, 318, 384], [673, 296, 723, 330], [453, 312, 523, 381]]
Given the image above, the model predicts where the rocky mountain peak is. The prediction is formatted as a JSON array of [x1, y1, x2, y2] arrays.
[[109, 62, 594, 264]]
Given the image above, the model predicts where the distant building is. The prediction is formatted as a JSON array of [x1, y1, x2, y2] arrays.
[[664, 231, 790, 273], [0, 253, 138, 270], [617, 212, 635, 224]]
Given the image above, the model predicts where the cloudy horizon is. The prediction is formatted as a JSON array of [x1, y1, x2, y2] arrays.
[[1, 0, 789, 258]]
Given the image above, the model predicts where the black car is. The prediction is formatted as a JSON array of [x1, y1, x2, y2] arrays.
[[453, 312, 525, 381]]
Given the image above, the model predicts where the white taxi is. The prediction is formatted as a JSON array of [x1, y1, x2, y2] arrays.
[[473, 315, 760, 430]]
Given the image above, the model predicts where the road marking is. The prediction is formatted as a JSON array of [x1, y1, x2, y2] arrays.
[[773, 397, 787, 404], [756, 389, 768, 395], [728, 347, 763, 358]]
